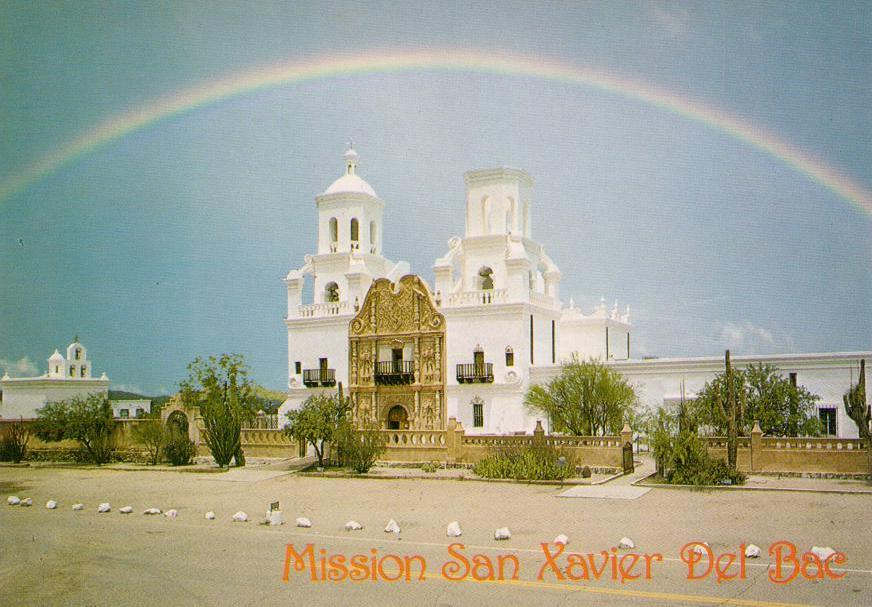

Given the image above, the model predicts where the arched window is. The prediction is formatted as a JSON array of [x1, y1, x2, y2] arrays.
[[329, 217, 338, 249], [369, 220, 377, 253], [324, 282, 339, 303], [505, 347, 514, 367], [75, 348, 81, 360], [350, 218, 359, 243], [478, 266, 494, 290]]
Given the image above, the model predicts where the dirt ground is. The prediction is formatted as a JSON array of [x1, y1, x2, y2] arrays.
[[1, 465, 870, 606]]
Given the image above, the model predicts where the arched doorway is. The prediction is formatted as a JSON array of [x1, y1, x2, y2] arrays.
[[386, 405, 408, 430], [167, 410, 189, 436]]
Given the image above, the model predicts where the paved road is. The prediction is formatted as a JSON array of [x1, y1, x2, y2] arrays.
[[1, 466, 870, 606]]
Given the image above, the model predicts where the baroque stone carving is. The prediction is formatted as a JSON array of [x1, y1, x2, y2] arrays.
[[348, 275, 446, 430]]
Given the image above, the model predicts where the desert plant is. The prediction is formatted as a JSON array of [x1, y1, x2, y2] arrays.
[[336, 419, 385, 473], [843, 359, 870, 481], [163, 430, 197, 466], [179, 354, 256, 468], [667, 430, 745, 486], [34, 394, 115, 464], [131, 417, 168, 465], [284, 391, 349, 468], [525, 356, 637, 436], [474, 443, 574, 481], [0, 418, 31, 463], [692, 361, 820, 437], [421, 461, 440, 473]]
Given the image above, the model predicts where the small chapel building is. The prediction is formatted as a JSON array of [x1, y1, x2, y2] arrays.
[[0, 340, 110, 420]]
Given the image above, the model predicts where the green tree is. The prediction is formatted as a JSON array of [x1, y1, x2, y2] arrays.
[[179, 354, 257, 468], [692, 363, 820, 437], [336, 418, 385, 473], [283, 392, 349, 468], [131, 416, 168, 465], [524, 357, 637, 436], [843, 359, 870, 481], [34, 394, 115, 464]]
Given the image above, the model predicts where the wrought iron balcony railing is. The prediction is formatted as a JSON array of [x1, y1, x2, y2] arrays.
[[374, 360, 415, 385], [302, 368, 336, 387], [456, 362, 494, 384]]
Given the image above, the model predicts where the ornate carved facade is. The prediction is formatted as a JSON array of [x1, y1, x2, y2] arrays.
[[349, 275, 446, 430]]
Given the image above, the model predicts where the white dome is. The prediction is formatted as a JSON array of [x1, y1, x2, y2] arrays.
[[322, 145, 378, 197], [48, 349, 64, 362], [323, 174, 377, 197]]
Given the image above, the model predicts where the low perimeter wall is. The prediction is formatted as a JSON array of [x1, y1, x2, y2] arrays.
[[377, 419, 630, 469], [704, 426, 869, 475]]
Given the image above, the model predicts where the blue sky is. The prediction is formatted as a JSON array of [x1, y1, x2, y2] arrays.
[[1, 1, 870, 395]]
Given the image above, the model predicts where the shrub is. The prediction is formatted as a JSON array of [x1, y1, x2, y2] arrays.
[[0, 419, 31, 463], [163, 432, 196, 466], [474, 443, 574, 481], [421, 461, 440, 473], [131, 418, 168, 465], [667, 431, 745, 486], [336, 420, 385, 473]]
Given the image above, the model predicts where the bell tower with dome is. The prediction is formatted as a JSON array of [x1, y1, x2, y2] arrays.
[[282, 146, 409, 396]]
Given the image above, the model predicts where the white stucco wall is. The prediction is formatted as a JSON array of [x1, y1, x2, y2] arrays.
[[0, 378, 110, 420], [531, 352, 871, 438]]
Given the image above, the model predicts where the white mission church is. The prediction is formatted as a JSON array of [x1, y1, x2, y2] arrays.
[[279, 148, 869, 439]]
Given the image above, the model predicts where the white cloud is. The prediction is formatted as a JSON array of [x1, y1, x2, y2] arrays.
[[717, 322, 794, 354], [0, 356, 40, 377]]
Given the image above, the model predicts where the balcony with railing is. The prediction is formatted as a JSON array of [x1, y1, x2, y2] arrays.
[[302, 368, 336, 387], [374, 360, 415, 385], [456, 362, 494, 384]]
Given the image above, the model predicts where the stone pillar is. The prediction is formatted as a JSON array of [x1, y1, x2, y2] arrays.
[[750, 420, 763, 473], [621, 423, 632, 447], [446, 417, 464, 464], [534, 419, 545, 446]]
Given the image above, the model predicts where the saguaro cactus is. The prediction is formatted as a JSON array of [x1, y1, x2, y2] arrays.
[[843, 360, 870, 481]]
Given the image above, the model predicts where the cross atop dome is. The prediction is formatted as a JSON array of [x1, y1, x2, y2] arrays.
[[322, 144, 377, 197], [345, 141, 358, 176]]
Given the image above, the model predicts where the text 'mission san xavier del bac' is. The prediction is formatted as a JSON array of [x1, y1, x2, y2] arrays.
[[282, 541, 847, 586]]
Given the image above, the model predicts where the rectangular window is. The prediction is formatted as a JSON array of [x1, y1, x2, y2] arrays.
[[505, 348, 514, 367], [319, 357, 328, 372], [135, 408, 145, 418], [818, 408, 837, 436], [473, 402, 484, 428], [80, 367, 86, 377], [294, 361, 301, 374], [69, 366, 74, 377], [119, 409, 129, 419], [789, 372, 797, 387]]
